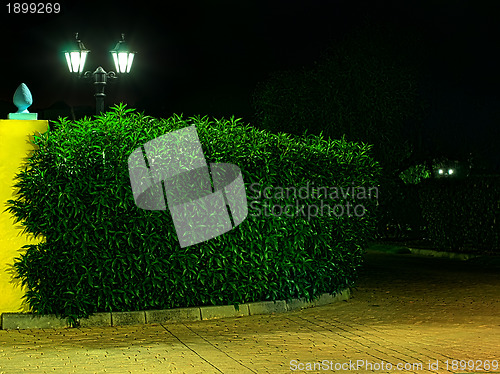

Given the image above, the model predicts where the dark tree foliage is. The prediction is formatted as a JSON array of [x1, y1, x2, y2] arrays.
[[253, 23, 429, 238]]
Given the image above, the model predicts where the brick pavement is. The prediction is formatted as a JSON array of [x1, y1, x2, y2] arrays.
[[0, 250, 499, 374]]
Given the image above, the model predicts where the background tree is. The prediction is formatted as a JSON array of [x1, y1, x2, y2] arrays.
[[253, 22, 429, 238]]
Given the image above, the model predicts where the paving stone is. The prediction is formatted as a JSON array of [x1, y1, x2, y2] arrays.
[[77, 313, 112, 328], [246, 300, 287, 315], [145, 307, 201, 324], [111, 311, 146, 326], [0, 252, 498, 374], [200, 304, 250, 320], [1, 313, 68, 330]]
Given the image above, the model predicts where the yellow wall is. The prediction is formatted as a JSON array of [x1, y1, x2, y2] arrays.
[[0, 120, 48, 313]]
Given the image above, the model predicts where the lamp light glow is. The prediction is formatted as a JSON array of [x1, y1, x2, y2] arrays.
[[110, 34, 136, 74], [64, 33, 90, 74], [63, 32, 136, 115]]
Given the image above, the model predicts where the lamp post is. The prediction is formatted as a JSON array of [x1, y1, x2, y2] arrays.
[[64, 33, 136, 115]]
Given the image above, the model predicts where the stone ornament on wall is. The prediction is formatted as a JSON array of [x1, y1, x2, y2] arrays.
[[8, 83, 38, 120]]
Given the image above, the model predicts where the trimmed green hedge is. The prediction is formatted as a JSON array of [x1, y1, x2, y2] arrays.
[[6, 104, 380, 325], [419, 177, 500, 253]]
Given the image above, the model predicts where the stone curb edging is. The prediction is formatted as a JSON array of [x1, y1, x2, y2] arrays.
[[370, 244, 500, 267], [407, 247, 477, 260], [0, 289, 350, 330], [368, 243, 484, 261]]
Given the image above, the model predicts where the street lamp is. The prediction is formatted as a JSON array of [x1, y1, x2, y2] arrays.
[[64, 33, 90, 74], [111, 34, 135, 73], [64, 33, 136, 115]]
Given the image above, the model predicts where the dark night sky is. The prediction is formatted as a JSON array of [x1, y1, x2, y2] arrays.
[[1, 0, 499, 165], [0, 0, 366, 116]]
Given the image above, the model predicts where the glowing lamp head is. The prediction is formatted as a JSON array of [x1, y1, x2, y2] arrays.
[[64, 33, 90, 74], [110, 34, 136, 73]]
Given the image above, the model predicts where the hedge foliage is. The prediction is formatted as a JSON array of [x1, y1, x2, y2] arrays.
[[6, 104, 380, 325]]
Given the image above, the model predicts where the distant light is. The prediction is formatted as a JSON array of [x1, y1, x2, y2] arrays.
[[448, 169, 454, 175], [438, 169, 443, 175]]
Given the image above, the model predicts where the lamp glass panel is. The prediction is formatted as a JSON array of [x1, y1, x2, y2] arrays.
[[64, 52, 72, 72], [118, 52, 128, 73], [126, 53, 135, 73], [69, 52, 82, 73], [112, 52, 119, 73], [72, 52, 82, 73], [78, 51, 88, 73]]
